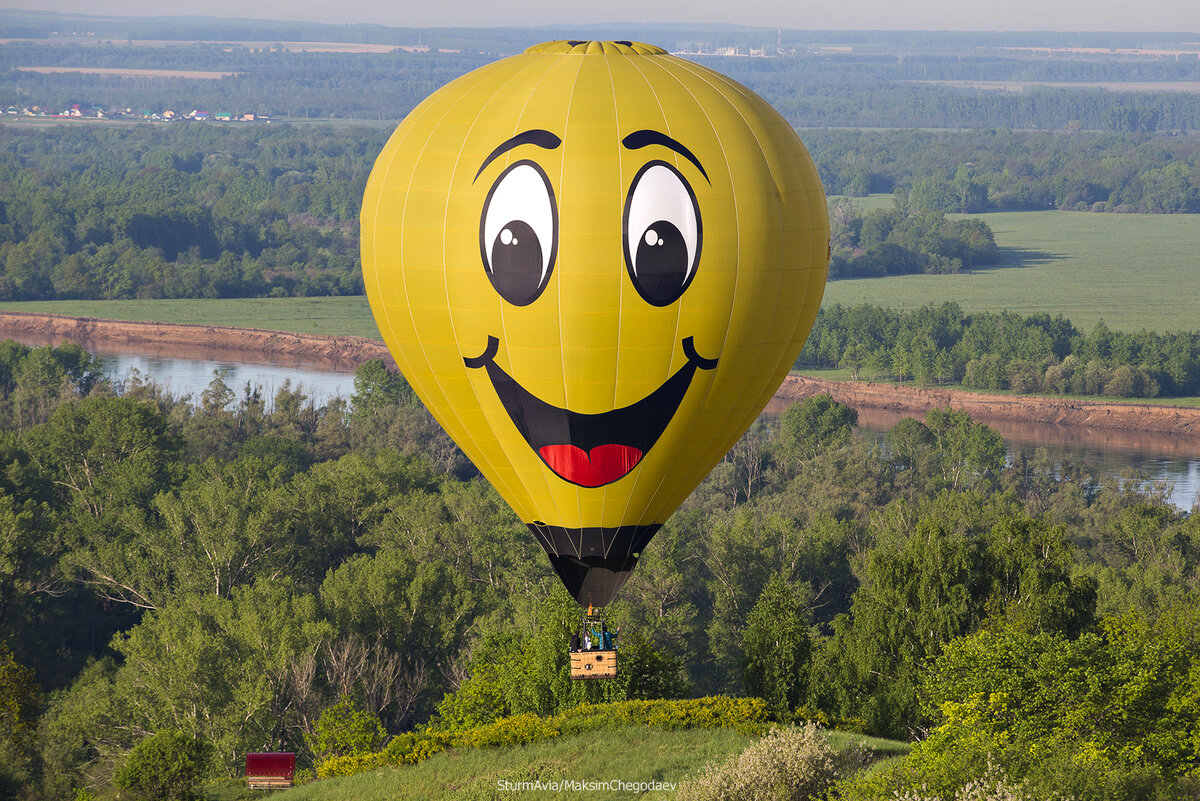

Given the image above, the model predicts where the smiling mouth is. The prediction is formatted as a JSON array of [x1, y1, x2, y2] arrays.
[[464, 336, 717, 487]]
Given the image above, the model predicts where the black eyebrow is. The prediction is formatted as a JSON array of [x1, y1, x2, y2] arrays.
[[474, 129, 562, 181], [622, 130, 709, 183]]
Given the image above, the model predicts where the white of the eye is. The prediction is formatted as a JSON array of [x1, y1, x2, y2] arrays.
[[626, 165, 697, 277], [483, 165, 553, 282]]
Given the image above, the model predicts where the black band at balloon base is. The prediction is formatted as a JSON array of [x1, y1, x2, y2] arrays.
[[527, 522, 661, 607]]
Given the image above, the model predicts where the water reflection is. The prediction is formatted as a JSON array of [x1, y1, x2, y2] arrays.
[[97, 350, 358, 410], [763, 398, 1200, 512], [27, 338, 1200, 513]]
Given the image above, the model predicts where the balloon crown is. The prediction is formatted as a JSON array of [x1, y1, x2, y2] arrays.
[[523, 40, 667, 55]]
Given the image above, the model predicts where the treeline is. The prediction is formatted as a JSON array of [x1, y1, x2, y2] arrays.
[[8, 38, 1200, 131], [10, 123, 1198, 304], [0, 124, 386, 299], [766, 81, 1200, 132], [798, 302, 1200, 398], [0, 43, 492, 120], [0, 125, 997, 302], [808, 127, 1200, 213], [828, 200, 998, 278], [712, 53, 1200, 132], [0, 339, 1195, 799]]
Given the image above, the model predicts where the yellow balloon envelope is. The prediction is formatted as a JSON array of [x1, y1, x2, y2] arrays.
[[362, 41, 829, 606]]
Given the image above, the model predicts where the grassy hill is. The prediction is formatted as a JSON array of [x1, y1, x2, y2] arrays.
[[204, 725, 907, 801]]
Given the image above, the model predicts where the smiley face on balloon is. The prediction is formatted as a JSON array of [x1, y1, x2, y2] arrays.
[[362, 41, 828, 606]]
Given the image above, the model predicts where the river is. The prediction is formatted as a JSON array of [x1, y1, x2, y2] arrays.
[[70, 348, 1200, 514], [96, 349, 358, 409]]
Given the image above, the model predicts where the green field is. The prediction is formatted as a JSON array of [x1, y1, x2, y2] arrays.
[[223, 725, 906, 801], [823, 202, 1200, 332], [2, 206, 1198, 336], [0, 296, 382, 339]]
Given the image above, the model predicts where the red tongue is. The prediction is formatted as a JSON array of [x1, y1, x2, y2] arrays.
[[538, 444, 644, 487]]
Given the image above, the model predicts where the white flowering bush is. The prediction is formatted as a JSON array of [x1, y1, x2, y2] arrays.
[[894, 762, 1073, 801], [680, 723, 838, 801]]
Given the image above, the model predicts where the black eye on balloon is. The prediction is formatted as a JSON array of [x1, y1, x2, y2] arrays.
[[480, 160, 558, 306], [623, 161, 702, 307]]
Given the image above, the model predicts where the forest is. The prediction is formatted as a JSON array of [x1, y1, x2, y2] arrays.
[[5, 122, 1200, 303], [809, 128, 1200, 213], [0, 341, 1193, 799], [0, 124, 383, 300], [797, 302, 1200, 398]]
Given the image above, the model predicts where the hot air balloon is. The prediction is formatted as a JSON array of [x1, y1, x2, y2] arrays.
[[361, 40, 829, 617]]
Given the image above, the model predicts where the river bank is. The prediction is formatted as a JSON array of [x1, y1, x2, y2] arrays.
[[3, 311, 1200, 441], [776, 375, 1200, 440], [0, 311, 393, 371]]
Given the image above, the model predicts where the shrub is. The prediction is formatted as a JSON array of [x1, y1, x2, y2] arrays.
[[307, 695, 386, 762], [383, 731, 453, 765], [894, 762, 1071, 801], [112, 731, 211, 801], [454, 713, 558, 748], [600, 697, 772, 736], [314, 751, 389, 779], [680, 723, 839, 801], [318, 697, 775, 781]]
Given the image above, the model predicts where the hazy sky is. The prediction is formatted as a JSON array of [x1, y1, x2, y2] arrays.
[[14, 0, 1200, 33]]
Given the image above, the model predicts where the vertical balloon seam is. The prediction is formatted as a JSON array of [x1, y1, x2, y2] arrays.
[[495, 53, 587, 545], [604, 52, 693, 540], [620, 53, 742, 529], [450, 61, 562, 521], [597, 51, 626, 542], [656, 55, 753, 524], [668, 56, 799, 458], [722, 124, 791, 431], [363, 78, 447, 393], [628, 54, 729, 525], [499, 57, 588, 532], [603, 51, 682, 552], [672, 59, 769, 520], [388, 80, 486, 444], [556, 52, 592, 555], [677, 61, 814, 511], [697, 61, 832, 332], [414, 61, 540, 516]]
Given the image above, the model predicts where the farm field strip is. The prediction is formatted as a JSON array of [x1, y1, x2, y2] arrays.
[[13, 65, 236, 79], [1, 209, 1197, 335], [1, 37, 427, 53], [0, 297, 382, 340], [822, 204, 1200, 332], [912, 79, 1200, 93]]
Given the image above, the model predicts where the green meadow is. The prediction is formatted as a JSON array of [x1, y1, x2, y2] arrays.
[[206, 726, 907, 801], [0, 296, 382, 339], [2, 205, 1198, 335], [823, 201, 1200, 333]]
